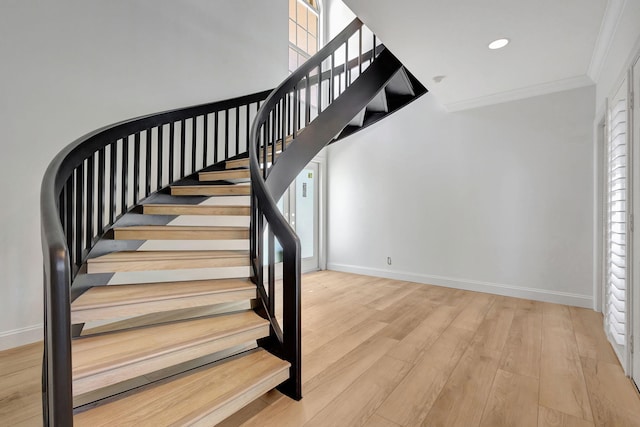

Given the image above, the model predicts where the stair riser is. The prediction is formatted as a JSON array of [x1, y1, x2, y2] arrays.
[[71, 289, 256, 324], [143, 205, 251, 216], [171, 186, 251, 196], [113, 229, 249, 241], [189, 368, 290, 427], [73, 325, 269, 396], [87, 257, 250, 274], [225, 158, 272, 169]]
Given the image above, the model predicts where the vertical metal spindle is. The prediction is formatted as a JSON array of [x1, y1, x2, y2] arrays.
[[214, 112, 219, 164], [246, 105, 251, 154], [133, 133, 141, 204], [257, 214, 264, 293], [268, 229, 275, 316], [262, 124, 268, 179], [372, 34, 377, 61], [109, 142, 117, 224], [168, 123, 175, 183], [180, 119, 186, 178], [287, 93, 292, 139], [191, 117, 197, 173], [317, 65, 322, 115], [157, 126, 163, 190], [97, 148, 105, 232], [65, 177, 74, 266], [75, 162, 84, 266], [345, 40, 349, 87], [121, 137, 129, 213], [202, 115, 208, 169], [235, 106, 240, 156], [86, 154, 94, 249], [224, 110, 229, 160], [281, 97, 287, 151], [330, 53, 335, 102], [145, 130, 152, 197], [271, 111, 276, 164], [358, 28, 363, 75]]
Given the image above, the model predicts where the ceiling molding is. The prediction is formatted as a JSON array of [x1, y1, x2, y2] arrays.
[[444, 74, 595, 112], [587, 0, 627, 82]]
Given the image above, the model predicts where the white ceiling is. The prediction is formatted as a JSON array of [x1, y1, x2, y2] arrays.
[[343, 0, 610, 111]]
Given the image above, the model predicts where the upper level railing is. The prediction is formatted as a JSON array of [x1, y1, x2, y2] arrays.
[[248, 18, 385, 399], [40, 90, 270, 426]]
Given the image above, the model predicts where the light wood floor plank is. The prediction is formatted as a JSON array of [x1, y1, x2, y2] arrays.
[[539, 303, 593, 421], [569, 307, 619, 364], [364, 414, 402, 427], [499, 301, 542, 378], [580, 356, 640, 426], [538, 406, 595, 427], [479, 369, 539, 427]]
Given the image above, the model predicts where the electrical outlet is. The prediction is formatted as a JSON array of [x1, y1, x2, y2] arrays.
[[387, 257, 392, 265]]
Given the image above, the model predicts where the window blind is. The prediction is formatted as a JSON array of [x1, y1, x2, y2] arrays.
[[605, 81, 628, 353]]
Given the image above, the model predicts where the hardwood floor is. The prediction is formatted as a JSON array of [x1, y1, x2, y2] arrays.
[[2, 271, 639, 426]]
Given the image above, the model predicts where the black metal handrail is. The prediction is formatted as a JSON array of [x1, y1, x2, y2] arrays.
[[248, 18, 385, 399], [40, 89, 271, 426]]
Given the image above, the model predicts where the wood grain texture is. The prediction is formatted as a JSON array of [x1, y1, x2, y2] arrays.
[[5, 272, 640, 427], [71, 279, 256, 323], [199, 169, 251, 181], [113, 225, 249, 241], [142, 204, 250, 216], [73, 349, 290, 427], [539, 303, 593, 421], [171, 184, 251, 196], [499, 300, 542, 378], [72, 311, 268, 395], [569, 307, 619, 364], [86, 250, 249, 273], [479, 369, 539, 427]]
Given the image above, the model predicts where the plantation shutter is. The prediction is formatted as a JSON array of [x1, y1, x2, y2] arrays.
[[605, 79, 629, 358]]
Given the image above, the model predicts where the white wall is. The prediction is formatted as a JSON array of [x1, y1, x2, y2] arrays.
[[0, 0, 287, 350], [327, 86, 595, 307]]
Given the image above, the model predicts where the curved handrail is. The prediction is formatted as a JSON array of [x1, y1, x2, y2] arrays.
[[248, 17, 387, 399], [40, 89, 271, 426]]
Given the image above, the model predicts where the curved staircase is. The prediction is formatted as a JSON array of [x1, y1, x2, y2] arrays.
[[40, 18, 426, 426]]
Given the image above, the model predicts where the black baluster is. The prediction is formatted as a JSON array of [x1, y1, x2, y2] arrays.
[[330, 53, 335, 102], [305, 74, 311, 126], [145, 130, 152, 197], [180, 119, 186, 178], [224, 110, 229, 160], [86, 153, 94, 249], [358, 28, 363, 75], [109, 142, 117, 224], [203, 115, 208, 169], [121, 137, 129, 212], [75, 162, 84, 266], [97, 147, 105, 232], [191, 117, 197, 173], [246, 105, 251, 155], [235, 106, 240, 156], [168, 123, 175, 183], [133, 133, 140, 204], [157, 126, 163, 190], [213, 112, 219, 164], [65, 177, 74, 266]]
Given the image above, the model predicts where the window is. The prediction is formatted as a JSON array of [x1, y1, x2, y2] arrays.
[[605, 77, 629, 363], [289, 0, 319, 73]]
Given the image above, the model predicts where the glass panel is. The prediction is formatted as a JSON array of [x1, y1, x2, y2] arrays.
[[289, 0, 296, 20], [289, 47, 298, 72], [308, 35, 317, 55], [309, 13, 318, 37], [289, 19, 296, 45], [298, 52, 307, 68], [295, 167, 316, 259], [297, 25, 307, 51], [297, 1, 308, 28]]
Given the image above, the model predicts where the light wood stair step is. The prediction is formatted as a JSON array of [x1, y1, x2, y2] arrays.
[[225, 154, 273, 170], [73, 348, 290, 426], [199, 169, 250, 182], [171, 184, 251, 196], [71, 279, 256, 323], [113, 225, 249, 241], [71, 310, 270, 396], [87, 250, 249, 273], [142, 204, 250, 216]]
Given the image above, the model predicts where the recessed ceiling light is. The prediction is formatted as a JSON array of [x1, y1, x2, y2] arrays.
[[488, 38, 510, 50]]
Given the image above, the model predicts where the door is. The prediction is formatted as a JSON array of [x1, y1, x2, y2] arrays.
[[291, 162, 320, 272], [632, 55, 640, 388]]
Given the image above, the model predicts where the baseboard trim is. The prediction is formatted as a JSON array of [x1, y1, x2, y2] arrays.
[[328, 263, 593, 308], [0, 324, 43, 351]]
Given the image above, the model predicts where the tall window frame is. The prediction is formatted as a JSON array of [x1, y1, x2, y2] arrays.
[[288, 0, 320, 73]]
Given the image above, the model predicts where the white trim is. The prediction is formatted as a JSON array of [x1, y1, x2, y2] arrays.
[[0, 324, 43, 351], [444, 75, 594, 112], [328, 263, 593, 308], [587, 0, 627, 82]]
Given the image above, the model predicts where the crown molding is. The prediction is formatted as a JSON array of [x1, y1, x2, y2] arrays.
[[588, 0, 627, 82], [443, 74, 594, 112]]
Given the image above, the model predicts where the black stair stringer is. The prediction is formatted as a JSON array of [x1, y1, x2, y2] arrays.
[[265, 49, 403, 201]]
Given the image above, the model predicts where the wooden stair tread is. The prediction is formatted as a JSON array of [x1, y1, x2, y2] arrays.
[[113, 225, 249, 240], [199, 169, 250, 181], [72, 279, 255, 311], [90, 250, 249, 262], [74, 349, 290, 427], [72, 311, 269, 395], [142, 204, 250, 216], [171, 184, 251, 196]]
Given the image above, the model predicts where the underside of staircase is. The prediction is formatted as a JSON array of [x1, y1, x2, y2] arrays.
[[40, 18, 426, 426]]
